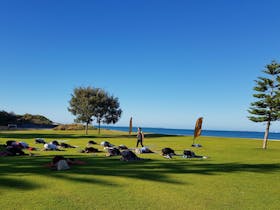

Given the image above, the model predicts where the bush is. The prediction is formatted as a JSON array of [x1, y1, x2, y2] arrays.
[[0, 110, 53, 126], [19, 114, 53, 125], [53, 124, 96, 131]]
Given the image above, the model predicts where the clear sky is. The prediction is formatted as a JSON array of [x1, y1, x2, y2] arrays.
[[1, 0, 280, 131]]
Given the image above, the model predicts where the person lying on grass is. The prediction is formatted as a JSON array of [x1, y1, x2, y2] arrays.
[[161, 148, 176, 159], [118, 144, 128, 150], [35, 138, 46, 144], [42, 143, 61, 151], [45, 155, 86, 171], [6, 140, 36, 150], [100, 141, 114, 148], [161, 148, 208, 159], [183, 150, 208, 159], [87, 140, 97, 146], [80, 147, 99, 153], [135, 146, 153, 154], [0, 141, 35, 156], [60, 142, 76, 148], [106, 147, 121, 157], [0, 144, 32, 156], [120, 150, 144, 161]]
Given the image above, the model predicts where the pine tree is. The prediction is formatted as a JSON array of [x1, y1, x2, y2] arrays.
[[248, 61, 280, 149]]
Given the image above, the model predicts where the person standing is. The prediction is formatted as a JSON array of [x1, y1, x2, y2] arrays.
[[136, 127, 144, 147]]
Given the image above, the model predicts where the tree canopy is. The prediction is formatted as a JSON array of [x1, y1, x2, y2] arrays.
[[0, 111, 17, 126], [68, 86, 122, 134], [248, 61, 280, 149]]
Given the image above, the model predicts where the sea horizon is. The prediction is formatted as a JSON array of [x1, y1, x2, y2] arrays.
[[100, 125, 280, 140]]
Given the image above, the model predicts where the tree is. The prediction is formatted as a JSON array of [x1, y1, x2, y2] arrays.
[[129, 117, 132, 135], [68, 86, 122, 135], [95, 95, 122, 134], [0, 111, 53, 127], [0, 111, 17, 126], [248, 61, 280, 149], [18, 114, 53, 125]]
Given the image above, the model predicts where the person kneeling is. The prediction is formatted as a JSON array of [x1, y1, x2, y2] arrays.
[[161, 148, 176, 159], [183, 150, 208, 159], [120, 150, 142, 161], [47, 155, 86, 171]]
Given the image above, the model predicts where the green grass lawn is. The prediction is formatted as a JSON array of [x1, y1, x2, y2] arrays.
[[0, 129, 279, 210]]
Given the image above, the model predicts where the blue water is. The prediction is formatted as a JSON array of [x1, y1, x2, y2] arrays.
[[100, 126, 280, 140]]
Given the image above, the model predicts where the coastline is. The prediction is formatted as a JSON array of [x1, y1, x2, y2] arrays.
[[100, 125, 280, 141]]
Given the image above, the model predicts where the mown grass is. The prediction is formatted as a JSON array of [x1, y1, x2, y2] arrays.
[[0, 129, 279, 210]]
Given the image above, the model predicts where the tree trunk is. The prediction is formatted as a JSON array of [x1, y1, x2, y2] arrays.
[[98, 120, 101, 135], [129, 117, 132, 135], [263, 120, 270, 149], [85, 123, 88, 135]]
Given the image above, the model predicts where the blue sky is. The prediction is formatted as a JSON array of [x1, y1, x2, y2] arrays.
[[1, 0, 280, 131]]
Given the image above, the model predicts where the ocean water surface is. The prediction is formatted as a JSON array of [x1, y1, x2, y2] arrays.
[[100, 126, 280, 140]]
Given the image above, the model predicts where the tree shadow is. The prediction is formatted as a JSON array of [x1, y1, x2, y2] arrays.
[[0, 132, 178, 140], [0, 177, 41, 190], [144, 133, 179, 138], [0, 155, 280, 191], [50, 173, 120, 187], [107, 133, 179, 139], [0, 133, 96, 139]]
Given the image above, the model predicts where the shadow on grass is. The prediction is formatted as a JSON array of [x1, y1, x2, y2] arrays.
[[0, 132, 177, 140], [0, 177, 41, 190], [0, 133, 96, 139], [108, 133, 179, 138], [1, 155, 280, 190]]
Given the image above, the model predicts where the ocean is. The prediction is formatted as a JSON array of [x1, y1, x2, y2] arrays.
[[100, 126, 280, 140]]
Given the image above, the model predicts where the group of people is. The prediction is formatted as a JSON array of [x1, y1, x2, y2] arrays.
[[43, 130, 146, 170], [0, 127, 207, 170], [0, 140, 36, 156], [35, 139, 76, 151], [136, 127, 207, 159]]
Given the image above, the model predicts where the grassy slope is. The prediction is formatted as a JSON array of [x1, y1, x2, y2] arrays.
[[0, 130, 279, 210]]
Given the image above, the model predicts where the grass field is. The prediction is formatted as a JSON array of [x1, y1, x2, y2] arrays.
[[0, 129, 279, 210]]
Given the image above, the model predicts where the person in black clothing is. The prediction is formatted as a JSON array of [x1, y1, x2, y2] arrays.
[[136, 127, 144, 147]]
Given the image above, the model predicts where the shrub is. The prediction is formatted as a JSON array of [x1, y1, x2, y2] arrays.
[[53, 124, 96, 131]]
